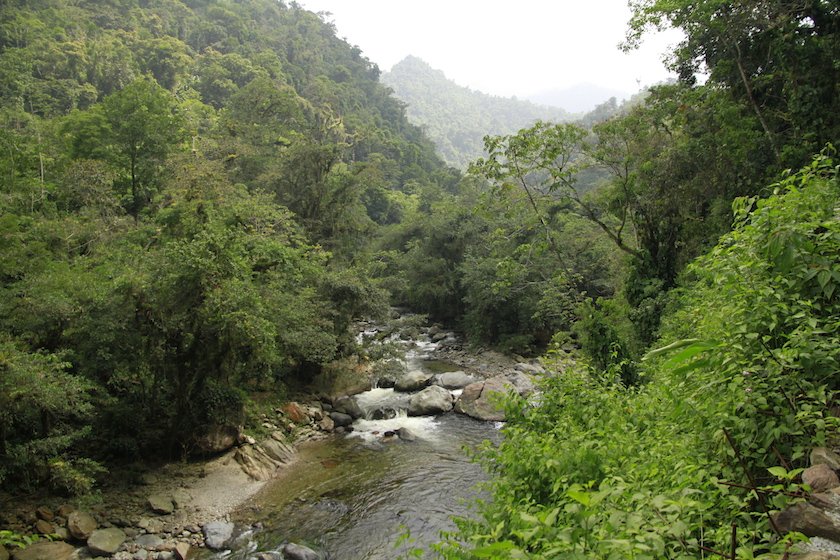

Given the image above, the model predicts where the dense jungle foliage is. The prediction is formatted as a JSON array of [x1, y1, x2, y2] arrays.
[[417, 0, 838, 557], [0, 0, 458, 491], [1, 0, 839, 556]]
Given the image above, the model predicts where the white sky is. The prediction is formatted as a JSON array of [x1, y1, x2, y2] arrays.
[[297, 0, 682, 99]]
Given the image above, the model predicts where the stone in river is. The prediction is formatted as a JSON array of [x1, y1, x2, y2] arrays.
[[394, 370, 434, 392], [408, 385, 454, 416], [11, 542, 75, 560], [282, 542, 320, 560], [202, 520, 234, 550], [435, 371, 476, 389], [87, 527, 126, 556], [67, 510, 98, 540], [454, 377, 514, 421]]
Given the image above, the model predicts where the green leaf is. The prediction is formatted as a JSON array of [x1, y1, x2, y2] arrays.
[[767, 466, 788, 478]]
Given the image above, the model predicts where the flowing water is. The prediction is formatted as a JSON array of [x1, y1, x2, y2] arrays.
[[202, 326, 500, 559]]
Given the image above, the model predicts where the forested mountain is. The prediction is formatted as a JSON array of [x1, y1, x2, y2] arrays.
[[0, 0, 456, 492], [381, 56, 572, 168], [2, 0, 839, 557]]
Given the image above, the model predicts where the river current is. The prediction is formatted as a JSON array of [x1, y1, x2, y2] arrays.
[[202, 326, 500, 559]]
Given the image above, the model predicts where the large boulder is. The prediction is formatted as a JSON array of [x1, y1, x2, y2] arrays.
[[408, 386, 454, 416], [260, 437, 295, 464], [11, 542, 75, 560], [774, 502, 840, 541], [67, 510, 98, 540], [235, 444, 280, 481], [454, 377, 514, 421], [332, 396, 364, 419], [202, 521, 235, 550], [394, 370, 434, 392], [329, 412, 353, 427], [193, 424, 240, 456], [282, 543, 320, 560], [803, 464, 840, 492], [435, 371, 476, 389], [87, 528, 126, 556]]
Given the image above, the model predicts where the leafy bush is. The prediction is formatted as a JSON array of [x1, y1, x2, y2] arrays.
[[437, 151, 839, 558], [48, 457, 108, 497]]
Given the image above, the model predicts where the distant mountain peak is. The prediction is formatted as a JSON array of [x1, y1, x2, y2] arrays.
[[382, 56, 572, 169]]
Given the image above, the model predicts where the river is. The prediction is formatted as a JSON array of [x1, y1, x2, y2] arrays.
[[199, 324, 501, 559]]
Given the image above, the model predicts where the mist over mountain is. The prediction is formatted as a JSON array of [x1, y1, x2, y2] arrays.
[[526, 83, 633, 113], [382, 56, 573, 168]]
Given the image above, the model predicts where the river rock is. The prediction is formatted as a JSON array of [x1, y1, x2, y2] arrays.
[[147, 494, 175, 515], [235, 444, 277, 480], [332, 396, 364, 419], [34, 507, 53, 522], [202, 521, 234, 550], [397, 427, 416, 442], [87, 527, 126, 556], [282, 402, 308, 423], [454, 378, 514, 421], [812, 448, 840, 471], [170, 489, 191, 510], [505, 371, 536, 396], [376, 375, 396, 388], [371, 407, 397, 420], [193, 424, 240, 456], [774, 502, 840, 541], [329, 412, 353, 427], [11, 542, 75, 560], [135, 534, 164, 549], [137, 517, 165, 534], [394, 370, 433, 392], [514, 362, 545, 375], [68, 510, 98, 540], [174, 542, 189, 560], [282, 543, 320, 560], [408, 385, 454, 416], [803, 464, 840, 492], [34, 520, 53, 535], [57, 505, 74, 518], [261, 437, 295, 463], [436, 371, 476, 389], [317, 415, 335, 431]]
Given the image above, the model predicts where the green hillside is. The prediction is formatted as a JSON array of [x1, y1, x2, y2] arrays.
[[0, 0, 456, 490], [382, 56, 572, 168]]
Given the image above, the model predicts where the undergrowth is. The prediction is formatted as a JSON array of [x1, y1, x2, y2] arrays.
[[432, 151, 839, 558]]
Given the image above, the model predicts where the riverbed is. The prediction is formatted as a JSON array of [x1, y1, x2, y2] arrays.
[[197, 325, 504, 559]]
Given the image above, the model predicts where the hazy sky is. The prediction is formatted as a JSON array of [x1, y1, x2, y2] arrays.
[[297, 0, 682, 99]]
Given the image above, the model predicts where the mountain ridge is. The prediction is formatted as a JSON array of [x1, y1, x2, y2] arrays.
[[381, 56, 573, 168]]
